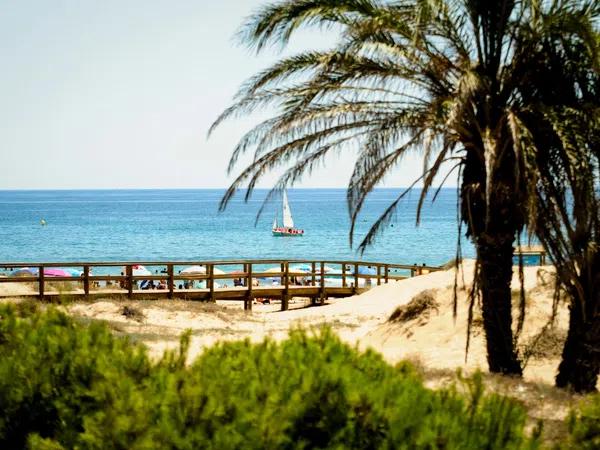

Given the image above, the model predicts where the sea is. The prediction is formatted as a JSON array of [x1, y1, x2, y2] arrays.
[[0, 188, 471, 268]]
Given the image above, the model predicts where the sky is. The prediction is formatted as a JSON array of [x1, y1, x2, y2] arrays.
[[0, 0, 440, 190]]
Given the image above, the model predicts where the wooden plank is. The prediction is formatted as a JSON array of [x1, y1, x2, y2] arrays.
[[0, 285, 364, 301], [282, 262, 289, 311], [126, 265, 133, 299], [167, 264, 174, 299], [246, 263, 253, 311], [38, 265, 45, 300], [354, 263, 359, 294], [0, 276, 39, 283], [83, 265, 90, 296], [208, 264, 215, 302], [320, 261, 325, 304]]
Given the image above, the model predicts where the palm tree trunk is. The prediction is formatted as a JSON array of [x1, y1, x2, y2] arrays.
[[556, 299, 600, 393], [477, 234, 523, 375], [462, 140, 523, 376]]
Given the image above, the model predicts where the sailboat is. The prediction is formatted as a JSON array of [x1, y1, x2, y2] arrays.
[[272, 190, 304, 236]]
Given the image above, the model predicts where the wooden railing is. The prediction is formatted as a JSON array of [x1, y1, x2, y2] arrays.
[[0, 259, 442, 311]]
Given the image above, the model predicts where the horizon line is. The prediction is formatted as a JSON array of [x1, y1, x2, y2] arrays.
[[0, 186, 458, 192]]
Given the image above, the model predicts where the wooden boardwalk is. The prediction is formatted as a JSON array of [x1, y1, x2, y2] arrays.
[[0, 259, 442, 311]]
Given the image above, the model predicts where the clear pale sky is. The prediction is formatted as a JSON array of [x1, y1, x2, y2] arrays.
[[0, 0, 434, 190]]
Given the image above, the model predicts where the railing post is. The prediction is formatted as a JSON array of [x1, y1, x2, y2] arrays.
[[167, 264, 174, 299], [282, 262, 289, 311], [126, 265, 133, 299], [83, 265, 90, 297], [354, 263, 359, 294], [377, 265, 381, 286], [384, 264, 389, 283], [246, 263, 253, 311], [319, 261, 325, 304], [342, 264, 347, 288], [209, 264, 215, 302], [311, 262, 316, 287], [38, 265, 45, 301]]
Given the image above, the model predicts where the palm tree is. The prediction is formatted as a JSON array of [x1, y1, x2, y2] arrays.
[[211, 0, 596, 375], [517, 20, 600, 391]]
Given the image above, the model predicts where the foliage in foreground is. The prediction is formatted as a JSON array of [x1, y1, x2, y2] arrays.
[[0, 304, 555, 448], [563, 394, 600, 449]]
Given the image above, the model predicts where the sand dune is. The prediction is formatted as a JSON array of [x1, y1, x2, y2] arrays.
[[60, 260, 573, 388]]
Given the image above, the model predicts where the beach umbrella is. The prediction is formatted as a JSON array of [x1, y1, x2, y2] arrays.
[[264, 267, 307, 276], [64, 268, 83, 277], [12, 268, 37, 277], [290, 263, 313, 272], [134, 267, 152, 276], [181, 265, 206, 274], [124, 265, 152, 276], [43, 269, 71, 277], [290, 264, 334, 273]]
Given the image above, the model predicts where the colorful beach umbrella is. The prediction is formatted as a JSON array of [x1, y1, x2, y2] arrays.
[[64, 268, 83, 277], [43, 269, 71, 277]]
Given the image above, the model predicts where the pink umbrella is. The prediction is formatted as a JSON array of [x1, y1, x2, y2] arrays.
[[43, 269, 71, 277]]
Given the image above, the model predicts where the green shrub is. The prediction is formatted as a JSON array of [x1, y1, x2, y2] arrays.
[[0, 305, 151, 449], [0, 305, 540, 449], [564, 393, 600, 449]]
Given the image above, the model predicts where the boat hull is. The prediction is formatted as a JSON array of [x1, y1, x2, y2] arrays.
[[272, 229, 304, 237]]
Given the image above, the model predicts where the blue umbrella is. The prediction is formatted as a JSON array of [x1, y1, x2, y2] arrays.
[[64, 268, 83, 277], [290, 264, 313, 272]]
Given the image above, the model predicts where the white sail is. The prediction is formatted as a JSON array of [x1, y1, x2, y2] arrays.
[[272, 217, 277, 229], [282, 190, 294, 228]]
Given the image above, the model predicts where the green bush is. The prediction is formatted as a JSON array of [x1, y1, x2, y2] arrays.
[[0, 305, 539, 449], [564, 393, 600, 449]]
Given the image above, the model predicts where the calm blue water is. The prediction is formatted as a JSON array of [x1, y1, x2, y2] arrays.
[[0, 189, 473, 266]]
